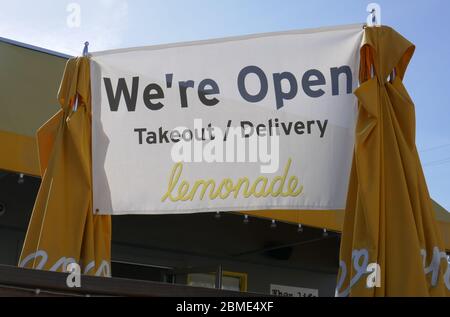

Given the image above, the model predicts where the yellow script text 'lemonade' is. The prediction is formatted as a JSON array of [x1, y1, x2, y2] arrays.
[[161, 158, 303, 202]]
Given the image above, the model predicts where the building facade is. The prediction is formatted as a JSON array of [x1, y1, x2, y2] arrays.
[[0, 38, 449, 296]]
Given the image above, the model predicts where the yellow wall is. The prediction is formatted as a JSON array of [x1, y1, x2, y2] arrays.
[[0, 130, 39, 176], [0, 40, 66, 176]]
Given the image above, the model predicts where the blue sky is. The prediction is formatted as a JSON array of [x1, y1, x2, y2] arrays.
[[1, 0, 449, 210]]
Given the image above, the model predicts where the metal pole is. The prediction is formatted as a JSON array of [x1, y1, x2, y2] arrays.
[[215, 265, 223, 289]]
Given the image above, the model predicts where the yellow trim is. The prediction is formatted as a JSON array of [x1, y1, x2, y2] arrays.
[[433, 200, 450, 223], [223, 270, 248, 292], [0, 129, 40, 176], [187, 271, 248, 292]]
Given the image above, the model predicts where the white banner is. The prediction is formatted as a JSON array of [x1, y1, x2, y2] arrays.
[[91, 24, 363, 215]]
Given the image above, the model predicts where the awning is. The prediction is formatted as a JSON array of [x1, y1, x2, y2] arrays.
[[1, 37, 449, 252]]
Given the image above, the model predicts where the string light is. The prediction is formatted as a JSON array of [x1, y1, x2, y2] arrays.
[[323, 228, 328, 237], [18, 173, 24, 184], [270, 219, 277, 229], [214, 211, 221, 219], [243, 214, 249, 224], [297, 223, 303, 233]]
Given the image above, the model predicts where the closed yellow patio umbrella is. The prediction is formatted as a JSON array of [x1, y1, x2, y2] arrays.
[[18, 57, 111, 276], [337, 26, 450, 296]]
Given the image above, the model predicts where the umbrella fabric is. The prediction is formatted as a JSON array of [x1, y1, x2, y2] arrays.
[[19, 57, 111, 276], [337, 26, 449, 296]]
